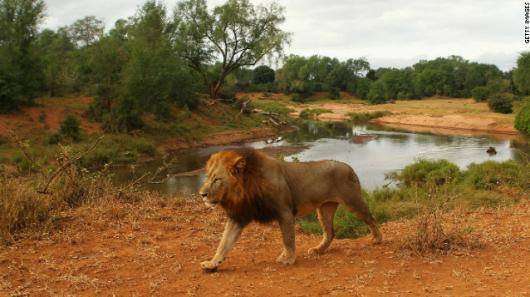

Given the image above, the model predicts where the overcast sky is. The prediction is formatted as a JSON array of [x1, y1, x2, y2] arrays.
[[43, 0, 528, 71]]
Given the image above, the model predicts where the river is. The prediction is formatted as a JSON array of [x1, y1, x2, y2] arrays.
[[111, 121, 528, 196]]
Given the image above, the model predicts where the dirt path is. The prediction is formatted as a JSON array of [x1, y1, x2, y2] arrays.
[[289, 99, 519, 137], [1, 200, 529, 296]]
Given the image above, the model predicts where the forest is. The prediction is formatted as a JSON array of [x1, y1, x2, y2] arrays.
[[1, 0, 530, 135]]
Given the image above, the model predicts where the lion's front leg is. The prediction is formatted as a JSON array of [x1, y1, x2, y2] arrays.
[[276, 213, 296, 265], [201, 218, 243, 272]]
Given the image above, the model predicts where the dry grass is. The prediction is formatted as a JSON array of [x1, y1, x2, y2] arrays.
[[400, 207, 483, 256]]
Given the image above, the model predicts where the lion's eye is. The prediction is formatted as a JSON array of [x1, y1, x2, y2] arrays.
[[214, 178, 221, 183]]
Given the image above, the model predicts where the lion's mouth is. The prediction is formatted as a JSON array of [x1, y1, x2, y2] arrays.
[[204, 198, 219, 208]]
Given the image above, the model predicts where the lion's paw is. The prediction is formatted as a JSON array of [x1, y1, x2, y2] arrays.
[[307, 247, 323, 255], [200, 261, 218, 272], [276, 253, 296, 265]]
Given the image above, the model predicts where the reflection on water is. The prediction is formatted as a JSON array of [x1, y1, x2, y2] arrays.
[[111, 121, 528, 196]]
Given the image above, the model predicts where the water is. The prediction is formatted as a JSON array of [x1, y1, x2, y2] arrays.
[[112, 121, 528, 196]]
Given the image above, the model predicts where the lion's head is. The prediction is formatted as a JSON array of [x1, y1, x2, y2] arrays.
[[199, 150, 247, 208], [199, 148, 279, 225]]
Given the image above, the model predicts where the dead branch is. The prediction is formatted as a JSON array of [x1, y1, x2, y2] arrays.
[[38, 136, 105, 194]]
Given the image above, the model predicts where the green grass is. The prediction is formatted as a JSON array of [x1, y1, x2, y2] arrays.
[[252, 100, 294, 115], [299, 108, 332, 119], [347, 111, 392, 123], [298, 159, 529, 239]]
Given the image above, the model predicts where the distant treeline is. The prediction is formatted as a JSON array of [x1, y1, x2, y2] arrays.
[[231, 54, 529, 105], [1, 0, 530, 132]]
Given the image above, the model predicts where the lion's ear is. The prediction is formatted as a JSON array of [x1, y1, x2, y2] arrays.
[[231, 156, 246, 175]]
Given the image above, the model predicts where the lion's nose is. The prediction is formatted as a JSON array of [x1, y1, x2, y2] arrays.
[[200, 192, 208, 198]]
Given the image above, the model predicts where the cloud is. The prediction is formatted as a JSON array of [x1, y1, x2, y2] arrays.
[[41, 0, 527, 70]]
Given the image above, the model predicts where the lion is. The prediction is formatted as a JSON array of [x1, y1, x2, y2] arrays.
[[199, 147, 382, 272]]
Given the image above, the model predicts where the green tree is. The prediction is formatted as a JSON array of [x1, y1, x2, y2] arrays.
[[253, 65, 275, 84], [68, 16, 104, 47], [122, 1, 199, 116], [36, 28, 77, 96], [513, 52, 530, 95], [0, 0, 45, 112], [367, 81, 387, 104], [174, 0, 290, 99]]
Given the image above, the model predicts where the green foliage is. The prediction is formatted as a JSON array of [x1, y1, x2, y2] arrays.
[[0, 0, 45, 112], [299, 108, 332, 119], [348, 111, 392, 123], [59, 114, 81, 141], [122, 1, 199, 114], [252, 100, 293, 114], [487, 93, 513, 114], [464, 160, 529, 190], [394, 159, 461, 187], [253, 65, 275, 84], [277, 55, 369, 95], [471, 86, 489, 102], [78, 135, 156, 169], [290, 93, 305, 103], [367, 81, 387, 104], [298, 159, 529, 239], [513, 52, 530, 95], [352, 77, 372, 99], [174, 0, 290, 99], [515, 101, 530, 134], [328, 87, 340, 99]]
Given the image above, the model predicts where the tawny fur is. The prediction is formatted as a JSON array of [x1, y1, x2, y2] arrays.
[[199, 148, 382, 272]]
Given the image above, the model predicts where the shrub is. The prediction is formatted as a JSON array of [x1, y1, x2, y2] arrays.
[[218, 87, 236, 101], [487, 93, 513, 113], [0, 178, 54, 243], [349, 111, 392, 123], [463, 160, 528, 190], [290, 93, 305, 103], [252, 65, 275, 84], [471, 86, 489, 102], [328, 87, 340, 100], [59, 114, 81, 141], [515, 101, 530, 134], [47, 133, 61, 145], [367, 82, 387, 104], [299, 108, 332, 120], [393, 159, 461, 187]]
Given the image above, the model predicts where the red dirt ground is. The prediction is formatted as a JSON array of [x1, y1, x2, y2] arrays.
[[1, 200, 529, 296], [0, 97, 100, 137]]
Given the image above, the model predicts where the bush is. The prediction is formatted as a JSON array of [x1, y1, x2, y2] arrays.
[[252, 65, 275, 84], [471, 86, 489, 102], [47, 133, 61, 145], [487, 93, 513, 113], [393, 159, 461, 187], [367, 82, 387, 104], [515, 101, 530, 134], [218, 87, 236, 101], [59, 114, 81, 141], [328, 87, 340, 100], [349, 111, 392, 123], [299, 108, 332, 120], [464, 160, 528, 190], [290, 93, 305, 103]]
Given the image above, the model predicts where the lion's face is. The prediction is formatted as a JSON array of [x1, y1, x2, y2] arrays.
[[199, 151, 246, 208]]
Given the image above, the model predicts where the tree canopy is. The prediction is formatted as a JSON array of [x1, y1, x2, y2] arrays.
[[174, 0, 290, 99]]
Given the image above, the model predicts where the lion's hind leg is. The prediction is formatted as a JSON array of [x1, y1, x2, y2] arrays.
[[341, 193, 383, 244], [308, 202, 339, 255]]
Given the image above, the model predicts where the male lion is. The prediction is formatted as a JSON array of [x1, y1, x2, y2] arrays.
[[199, 148, 382, 272]]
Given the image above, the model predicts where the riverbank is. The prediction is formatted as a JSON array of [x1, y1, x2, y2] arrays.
[[286, 98, 519, 137]]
